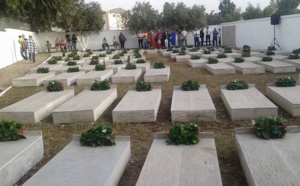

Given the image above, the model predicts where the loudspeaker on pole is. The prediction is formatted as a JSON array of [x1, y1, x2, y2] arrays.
[[271, 15, 280, 25]]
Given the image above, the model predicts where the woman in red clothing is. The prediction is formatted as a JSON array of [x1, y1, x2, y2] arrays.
[[150, 32, 156, 48], [156, 30, 162, 49]]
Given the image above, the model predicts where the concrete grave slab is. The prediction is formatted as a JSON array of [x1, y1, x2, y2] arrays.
[[106, 64, 126, 74], [176, 55, 191, 62], [23, 136, 130, 186], [229, 62, 265, 74], [111, 69, 142, 83], [105, 57, 127, 65], [99, 56, 110, 62], [29, 64, 61, 73], [51, 52, 62, 57], [49, 65, 84, 75], [188, 59, 208, 68], [284, 59, 300, 70], [129, 57, 146, 63], [249, 51, 264, 57], [53, 88, 117, 123], [63, 59, 85, 66], [43, 71, 85, 86], [12, 73, 55, 87], [146, 49, 158, 54], [136, 63, 150, 73], [76, 70, 113, 86], [201, 53, 218, 59], [243, 56, 262, 62], [113, 88, 161, 123], [170, 53, 179, 59], [0, 89, 74, 123], [272, 54, 288, 61], [204, 63, 236, 75], [144, 66, 170, 82], [235, 127, 300, 186], [162, 51, 171, 57], [221, 85, 277, 120], [81, 65, 97, 72], [188, 51, 202, 55], [171, 85, 216, 122], [0, 131, 43, 186], [217, 58, 234, 63], [224, 52, 241, 58], [136, 133, 223, 186], [266, 85, 300, 117], [255, 61, 296, 73]]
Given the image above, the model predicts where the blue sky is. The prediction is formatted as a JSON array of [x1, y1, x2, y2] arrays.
[[87, 0, 271, 13]]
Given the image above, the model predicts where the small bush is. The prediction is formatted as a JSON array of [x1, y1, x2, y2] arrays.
[[253, 116, 286, 140], [268, 46, 276, 51], [262, 56, 273, 61], [189, 48, 198, 52], [242, 45, 251, 57], [73, 55, 80, 60], [37, 67, 49, 73], [153, 62, 165, 69], [275, 76, 296, 87], [67, 66, 80, 72], [179, 50, 186, 55], [292, 48, 300, 54], [0, 120, 26, 141], [112, 54, 120, 59], [166, 123, 200, 145], [172, 49, 180, 53], [134, 52, 142, 58], [266, 50, 275, 56], [161, 46, 167, 49], [119, 53, 124, 56], [95, 63, 106, 71], [80, 126, 115, 146], [90, 79, 110, 91], [67, 61, 77, 66], [224, 47, 232, 53], [99, 54, 106, 57], [181, 47, 186, 51], [187, 45, 193, 48], [288, 53, 300, 59], [136, 81, 152, 91], [136, 59, 146, 63], [83, 53, 90, 57], [203, 49, 211, 54], [182, 80, 200, 91], [122, 49, 128, 54], [191, 55, 200, 60], [106, 50, 112, 54], [207, 47, 215, 51], [48, 59, 58, 64], [166, 48, 172, 51], [234, 57, 245, 63], [125, 63, 136, 70], [226, 80, 249, 90], [47, 80, 64, 92], [217, 53, 227, 58], [114, 59, 123, 64], [52, 56, 62, 61], [90, 59, 99, 65], [208, 57, 218, 64]]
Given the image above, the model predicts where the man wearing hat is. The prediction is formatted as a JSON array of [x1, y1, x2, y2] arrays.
[[25, 34, 37, 63]]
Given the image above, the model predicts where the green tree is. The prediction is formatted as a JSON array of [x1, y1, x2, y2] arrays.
[[275, 0, 300, 15], [243, 3, 263, 20], [262, 0, 277, 17], [162, 2, 176, 29], [206, 11, 225, 25], [219, 0, 241, 22], [122, 2, 161, 32]]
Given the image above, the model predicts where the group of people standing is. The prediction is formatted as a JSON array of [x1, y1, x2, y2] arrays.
[[55, 32, 77, 52], [192, 27, 221, 48], [101, 33, 127, 50], [18, 34, 37, 63]]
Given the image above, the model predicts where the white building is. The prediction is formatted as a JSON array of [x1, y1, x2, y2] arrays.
[[103, 8, 126, 30]]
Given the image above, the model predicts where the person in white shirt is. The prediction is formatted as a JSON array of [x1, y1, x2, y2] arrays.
[[206, 26, 211, 46], [181, 28, 187, 46], [137, 31, 144, 48], [192, 28, 200, 47]]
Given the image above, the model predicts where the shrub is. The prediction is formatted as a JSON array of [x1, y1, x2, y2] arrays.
[[262, 56, 273, 61], [90, 58, 99, 65], [189, 48, 198, 52], [95, 63, 106, 71], [114, 59, 123, 64], [52, 56, 62, 61], [207, 47, 215, 51], [166, 48, 172, 51], [242, 45, 251, 57], [182, 80, 200, 91], [134, 52, 142, 58], [178, 50, 186, 55], [266, 50, 275, 56], [252, 116, 286, 140], [172, 49, 180, 53], [217, 53, 227, 58], [161, 46, 167, 49], [111, 49, 116, 52], [119, 53, 124, 56], [191, 55, 200, 60], [153, 62, 165, 69], [0, 120, 26, 141], [208, 57, 218, 64], [268, 46, 276, 51], [275, 76, 296, 87], [67, 66, 80, 72], [68, 53, 74, 57], [234, 57, 245, 63], [125, 63, 136, 70], [67, 61, 77, 66], [37, 67, 49, 73], [224, 47, 232, 53], [121, 49, 128, 54], [80, 126, 115, 146], [106, 50, 112, 54], [203, 49, 211, 54], [136, 81, 152, 91], [166, 123, 200, 145], [83, 53, 90, 57], [187, 45, 193, 48], [226, 80, 249, 90], [99, 54, 106, 57], [181, 47, 186, 51], [112, 54, 120, 59], [73, 55, 80, 60], [90, 79, 110, 91], [86, 49, 91, 52], [292, 48, 300, 54], [288, 53, 300, 59], [136, 59, 146, 63], [47, 80, 64, 92], [48, 59, 58, 64]]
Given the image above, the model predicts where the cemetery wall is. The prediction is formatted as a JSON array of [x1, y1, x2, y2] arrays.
[[221, 14, 300, 52]]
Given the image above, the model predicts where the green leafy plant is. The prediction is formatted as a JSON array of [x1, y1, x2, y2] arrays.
[[0, 120, 26, 141], [68, 53, 75, 58], [288, 53, 300, 59], [80, 125, 115, 146], [52, 56, 62, 61], [136, 81, 152, 91], [226, 80, 249, 90], [203, 49, 211, 54], [37, 67, 49, 73], [234, 57, 245, 63], [99, 54, 106, 57], [242, 45, 251, 57], [95, 63, 106, 71], [90, 79, 110, 91], [48, 59, 58, 64], [181, 47, 186, 51], [268, 46, 276, 51], [136, 59, 146, 63], [266, 50, 275, 56], [67, 66, 80, 72], [207, 47, 215, 51], [189, 48, 198, 52], [118, 53, 124, 56], [191, 55, 200, 60], [292, 48, 300, 54], [90, 58, 99, 65], [172, 49, 179, 53], [179, 50, 186, 55], [182, 80, 200, 91], [112, 54, 120, 59], [262, 56, 273, 62], [217, 53, 227, 58], [134, 52, 142, 58], [114, 59, 123, 64], [224, 47, 232, 53], [275, 76, 296, 87], [47, 80, 64, 92], [122, 49, 128, 53], [187, 45, 193, 48], [67, 61, 77, 66], [252, 116, 286, 140], [153, 62, 165, 69], [161, 46, 167, 49], [83, 53, 90, 57], [166, 123, 200, 145], [125, 63, 136, 70], [73, 55, 80, 60], [166, 48, 172, 51], [208, 57, 218, 64], [106, 50, 112, 54]]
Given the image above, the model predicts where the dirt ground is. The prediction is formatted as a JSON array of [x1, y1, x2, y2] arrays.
[[1, 51, 299, 186]]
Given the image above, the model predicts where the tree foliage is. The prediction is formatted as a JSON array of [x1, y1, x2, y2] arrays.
[[206, 11, 225, 25], [219, 0, 241, 22], [275, 0, 300, 15], [243, 3, 263, 20]]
